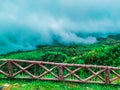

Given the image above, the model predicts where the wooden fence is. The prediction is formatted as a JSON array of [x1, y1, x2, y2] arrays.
[[0, 59, 120, 84]]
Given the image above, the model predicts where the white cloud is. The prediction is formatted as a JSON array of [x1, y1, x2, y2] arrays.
[[0, 0, 120, 54]]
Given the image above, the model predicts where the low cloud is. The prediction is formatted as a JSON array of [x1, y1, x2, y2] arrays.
[[0, 0, 120, 54]]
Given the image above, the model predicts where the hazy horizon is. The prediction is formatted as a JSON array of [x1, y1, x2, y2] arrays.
[[0, 0, 120, 54]]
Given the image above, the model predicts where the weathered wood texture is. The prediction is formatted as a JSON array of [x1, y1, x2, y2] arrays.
[[0, 59, 120, 84]]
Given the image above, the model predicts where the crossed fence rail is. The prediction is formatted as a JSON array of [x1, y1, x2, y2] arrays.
[[0, 59, 120, 84]]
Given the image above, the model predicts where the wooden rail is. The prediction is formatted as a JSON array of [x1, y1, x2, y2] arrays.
[[0, 59, 120, 84]]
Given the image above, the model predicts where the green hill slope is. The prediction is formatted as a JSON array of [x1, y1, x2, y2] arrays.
[[0, 34, 120, 67]]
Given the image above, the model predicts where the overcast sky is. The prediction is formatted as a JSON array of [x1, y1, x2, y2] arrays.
[[0, 0, 120, 54]]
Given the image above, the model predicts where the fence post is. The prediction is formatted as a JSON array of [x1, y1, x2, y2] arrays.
[[8, 60, 13, 78], [105, 67, 110, 84], [59, 65, 64, 81]]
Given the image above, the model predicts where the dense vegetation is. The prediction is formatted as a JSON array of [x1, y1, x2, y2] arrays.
[[0, 34, 120, 90], [0, 34, 120, 67]]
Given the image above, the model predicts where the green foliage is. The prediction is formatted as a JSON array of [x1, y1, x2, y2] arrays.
[[0, 35, 120, 89], [79, 44, 120, 66], [0, 35, 120, 66]]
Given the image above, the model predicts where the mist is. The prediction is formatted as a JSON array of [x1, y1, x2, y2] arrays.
[[0, 0, 120, 54]]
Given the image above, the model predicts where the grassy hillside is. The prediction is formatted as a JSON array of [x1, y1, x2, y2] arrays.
[[0, 34, 120, 67], [0, 35, 120, 90]]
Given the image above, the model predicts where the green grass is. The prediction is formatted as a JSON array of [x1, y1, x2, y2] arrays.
[[0, 79, 120, 90], [0, 43, 120, 66], [0, 34, 120, 90]]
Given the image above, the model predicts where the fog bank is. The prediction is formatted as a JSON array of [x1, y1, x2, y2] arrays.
[[0, 0, 120, 54]]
